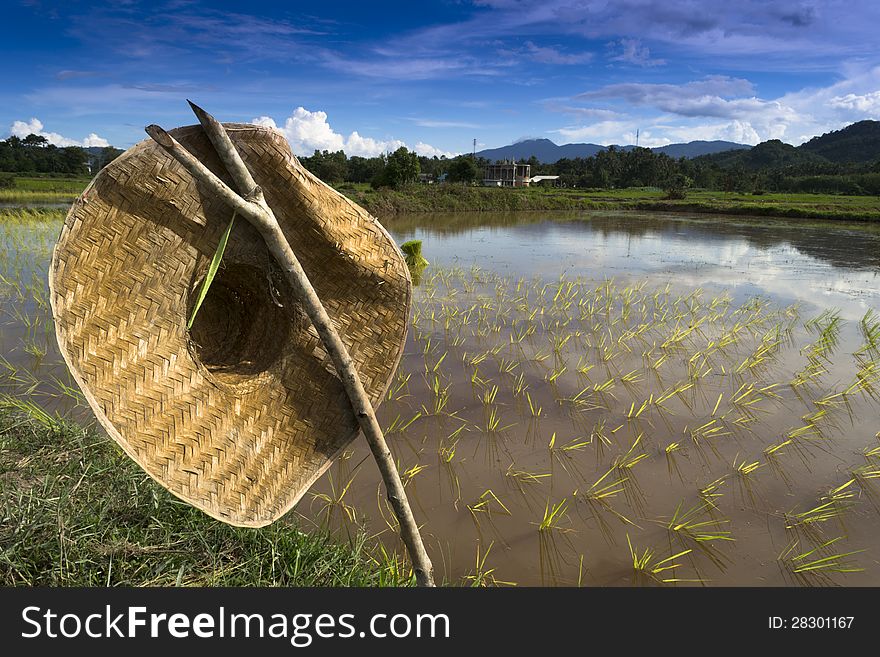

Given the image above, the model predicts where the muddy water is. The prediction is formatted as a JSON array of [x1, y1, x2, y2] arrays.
[[3, 209, 880, 586], [309, 211, 880, 586]]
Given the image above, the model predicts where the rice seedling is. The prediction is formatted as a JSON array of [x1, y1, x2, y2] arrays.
[[855, 309, 880, 360], [588, 419, 614, 461], [535, 498, 572, 533], [385, 371, 412, 402], [505, 464, 551, 486], [463, 542, 516, 587], [545, 363, 567, 384], [467, 489, 513, 544], [612, 434, 648, 514], [310, 472, 359, 527], [384, 411, 422, 436], [532, 497, 577, 584], [785, 479, 858, 541], [664, 442, 684, 482], [468, 489, 512, 519], [625, 397, 651, 421], [627, 535, 699, 586], [685, 419, 729, 462], [777, 536, 864, 586], [511, 371, 529, 397], [850, 462, 880, 511], [502, 463, 551, 511], [524, 391, 542, 418], [662, 499, 733, 571], [732, 455, 765, 508], [548, 432, 590, 453], [0, 395, 63, 431], [422, 374, 451, 416], [400, 462, 429, 488], [573, 466, 635, 543], [482, 403, 515, 435], [698, 477, 728, 511]]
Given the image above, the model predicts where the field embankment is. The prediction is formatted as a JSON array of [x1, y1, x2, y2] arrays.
[[5, 175, 880, 222], [0, 176, 91, 204], [341, 183, 880, 221]]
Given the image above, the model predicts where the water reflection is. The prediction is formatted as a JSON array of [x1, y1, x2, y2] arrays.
[[385, 211, 880, 321]]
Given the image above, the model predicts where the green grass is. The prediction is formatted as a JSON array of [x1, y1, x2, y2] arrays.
[[0, 407, 414, 586], [0, 175, 91, 204], [3, 174, 879, 222], [339, 184, 880, 221]]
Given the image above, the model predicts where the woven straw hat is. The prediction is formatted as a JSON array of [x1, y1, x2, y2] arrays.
[[49, 123, 411, 527]]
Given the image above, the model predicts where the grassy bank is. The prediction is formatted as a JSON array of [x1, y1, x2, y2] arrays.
[[341, 183, 880, 221], [0, 176, 91, 204], [5, 175, 880, 221], [0, 407, 413, 586]]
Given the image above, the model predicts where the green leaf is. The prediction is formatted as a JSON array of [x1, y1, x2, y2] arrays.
[[188, 209, 236, 330]]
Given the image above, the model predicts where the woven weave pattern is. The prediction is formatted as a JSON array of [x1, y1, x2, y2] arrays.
[[49, 124, 411, 526]]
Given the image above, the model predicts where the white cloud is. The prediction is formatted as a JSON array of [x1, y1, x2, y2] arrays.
[[346, 131, 405, 158], [665, 120, 763, 145], [828, 91, 880, 117], [252, 107, 456, 158], [252, 108, 344, 153], [553, 116, 772, 147], [568, 72, 880, 145], [9, 118, 110, 147], [553, 120, 638, 144], [412, 141, 456, 158], [774, 64, 880, 142]]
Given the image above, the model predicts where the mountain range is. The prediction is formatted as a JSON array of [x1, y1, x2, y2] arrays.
[[475, 120, 880, 165], [475, 138, 750, 163]]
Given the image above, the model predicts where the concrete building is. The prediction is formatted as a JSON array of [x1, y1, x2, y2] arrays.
[[483, 161, 531, 187]]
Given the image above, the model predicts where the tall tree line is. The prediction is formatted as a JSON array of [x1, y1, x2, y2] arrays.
[[0, 134, 122, 175], [297, 143, 880, 195]]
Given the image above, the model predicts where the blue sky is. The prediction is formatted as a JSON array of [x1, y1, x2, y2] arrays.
[[3, 0, 880, 156]]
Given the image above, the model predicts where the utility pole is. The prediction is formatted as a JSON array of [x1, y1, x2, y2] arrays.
[[473, 138, 476, 158]]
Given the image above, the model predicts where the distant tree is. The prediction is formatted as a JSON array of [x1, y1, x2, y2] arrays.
[[372, 147, 420, 188], [664, 173, 692, 199], [0, 134, 88, 174], [447, 156, 480, 184], [418, 155, 446, 179], [21, 133, 49, 148], [347, 155, 383, 183], [299, 149, 348, 184]]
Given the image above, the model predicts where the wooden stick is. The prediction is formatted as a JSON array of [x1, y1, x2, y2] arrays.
[[145, 114, 436, 587]]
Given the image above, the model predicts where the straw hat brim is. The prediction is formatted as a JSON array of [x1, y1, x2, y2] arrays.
[[49, 123, 411, 526]]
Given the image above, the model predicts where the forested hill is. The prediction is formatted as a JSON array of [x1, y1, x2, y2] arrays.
[[695, 120, 880, 171], [696, 140, 829, 171], [799, 120, 880, 163]]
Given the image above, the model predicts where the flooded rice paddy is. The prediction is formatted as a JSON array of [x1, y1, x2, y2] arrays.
[[3, 209, 880, 586]]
